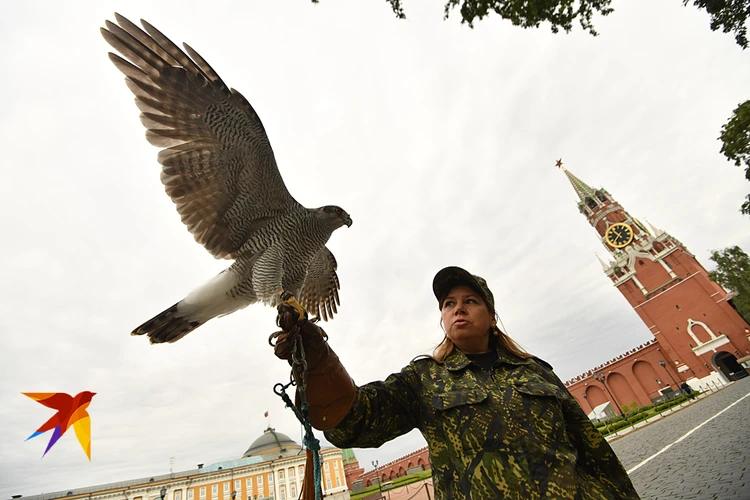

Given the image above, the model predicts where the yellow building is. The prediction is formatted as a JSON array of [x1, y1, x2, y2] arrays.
[[19, 428, 349, 500]]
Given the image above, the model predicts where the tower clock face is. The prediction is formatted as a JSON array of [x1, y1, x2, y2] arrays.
[[605, 222, 634, 248]]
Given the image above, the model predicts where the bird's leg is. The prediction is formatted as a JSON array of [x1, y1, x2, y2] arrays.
[[279, 291, 308, 323]]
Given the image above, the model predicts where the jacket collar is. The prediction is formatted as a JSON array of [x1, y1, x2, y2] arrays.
[[444, 345, 533, 371]]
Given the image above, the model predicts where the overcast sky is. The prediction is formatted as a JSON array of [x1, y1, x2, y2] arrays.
[[2, 0, 749, 496]]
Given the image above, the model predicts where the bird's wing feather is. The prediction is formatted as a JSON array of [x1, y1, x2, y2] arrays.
[[299, 247, 341, 321], [101, 14, 301, 259], [23, 392, 73, 411]]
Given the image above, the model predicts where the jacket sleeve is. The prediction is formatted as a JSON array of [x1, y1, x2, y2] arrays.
[[324, 363, 423, 449], [544, 367, 640, 499]]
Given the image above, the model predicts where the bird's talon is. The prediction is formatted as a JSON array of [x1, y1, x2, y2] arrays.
[[281, 293, 308, 324]]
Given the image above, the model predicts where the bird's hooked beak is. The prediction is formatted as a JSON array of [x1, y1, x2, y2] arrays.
[[344, 216, 353, 227]]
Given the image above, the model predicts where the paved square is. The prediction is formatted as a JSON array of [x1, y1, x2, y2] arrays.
[[609, 378, 750, 500]]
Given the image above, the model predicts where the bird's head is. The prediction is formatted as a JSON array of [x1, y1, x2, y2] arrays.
[[79, 391, 96, 404], [320, 206, 353, 229]]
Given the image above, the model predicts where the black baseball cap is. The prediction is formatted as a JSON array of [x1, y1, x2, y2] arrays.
[[432, 266, 495, 312]]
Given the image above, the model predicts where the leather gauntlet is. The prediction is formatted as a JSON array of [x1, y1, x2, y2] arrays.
[[272, 303, 356, 431]]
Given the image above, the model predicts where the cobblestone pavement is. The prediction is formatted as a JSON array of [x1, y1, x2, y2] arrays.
[[609, 377, 750, 500]]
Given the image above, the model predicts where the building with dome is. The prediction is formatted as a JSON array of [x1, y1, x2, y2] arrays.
[[16, 428, 349, 500]]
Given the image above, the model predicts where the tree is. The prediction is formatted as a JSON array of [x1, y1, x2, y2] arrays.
[[719, 100, 750, 216], [708, 245, 750, 321], [314, 1, 749, 46], [313, 0, 615, 35], [684, 0, 750, 50]]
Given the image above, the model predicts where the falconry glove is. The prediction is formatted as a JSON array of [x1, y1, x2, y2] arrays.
[[272, 302, 356, 431]]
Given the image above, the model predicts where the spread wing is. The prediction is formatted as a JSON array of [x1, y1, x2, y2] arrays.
[[299, 247, 341, 321], [23, 392, 73, 411], [101, 14, 301, 259]]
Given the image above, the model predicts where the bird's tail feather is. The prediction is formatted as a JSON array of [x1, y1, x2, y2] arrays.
[[132, 303, 204, 344], [25, 431, 44, 441]]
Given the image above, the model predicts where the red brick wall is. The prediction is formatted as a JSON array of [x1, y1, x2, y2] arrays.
[[343, 462, 364, 490], [358, 447, 431, 487]]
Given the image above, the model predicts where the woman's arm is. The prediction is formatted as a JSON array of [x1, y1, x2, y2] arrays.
[[273, 301, 423, 445], [325, 364, 423, 448]]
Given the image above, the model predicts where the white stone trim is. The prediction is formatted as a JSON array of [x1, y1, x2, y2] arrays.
[[631, 275, 647, 294], [687, 318, 717, 343], [633, 272, 700, 310], [692, 335, 729, 356], [657, 259, 677, 278]]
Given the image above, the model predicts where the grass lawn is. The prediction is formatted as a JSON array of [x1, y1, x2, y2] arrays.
[[350, 470, 432, 500]]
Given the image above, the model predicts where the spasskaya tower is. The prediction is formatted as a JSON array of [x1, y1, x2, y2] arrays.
[[558, 160, 749, 394]]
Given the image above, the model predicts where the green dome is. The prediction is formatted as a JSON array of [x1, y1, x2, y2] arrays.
[[242, 427, 302, 458]]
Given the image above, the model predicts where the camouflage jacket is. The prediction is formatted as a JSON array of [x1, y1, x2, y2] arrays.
[[325, 347, 639, 500]]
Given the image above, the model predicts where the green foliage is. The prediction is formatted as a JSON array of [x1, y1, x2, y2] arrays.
[[684, 0, 750, 49], [350, 470, 433, 499], [440, 0, 614, 34], [596, 394, 697, 437], [719, 100, 750, 215], [311, 0, 750, 50], [627, 412, 650, 425], [708, 246, 750, 321], [312, 1, 750, 48], [311, 0, 614, 35], [603, 420, 631, 433], [621, 401, 638, 415], [652, 394, 690, 413]]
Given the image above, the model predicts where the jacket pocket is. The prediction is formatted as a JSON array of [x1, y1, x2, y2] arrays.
[[509, 381, 568, 449], [431, 388, 489, 410], [513, 381, 566, 399]]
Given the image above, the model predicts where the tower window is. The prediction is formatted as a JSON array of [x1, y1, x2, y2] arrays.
[[597, 193, 607, 202], [676, 305, 680, 310], [586, 198, 597, 209], [638, 260, 644, 265]]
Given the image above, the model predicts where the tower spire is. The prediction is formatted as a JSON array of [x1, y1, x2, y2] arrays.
[[555, 159, 598, 202], [595, 252, 611, 272]]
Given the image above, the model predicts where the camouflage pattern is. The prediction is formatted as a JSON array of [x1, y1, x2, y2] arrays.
[[325, 347, 640, 500]]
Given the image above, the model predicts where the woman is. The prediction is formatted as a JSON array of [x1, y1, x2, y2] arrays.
[[272, 266, 639, 499]]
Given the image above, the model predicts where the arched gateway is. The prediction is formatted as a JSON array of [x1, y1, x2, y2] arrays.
[[712, 351, 749, 381]]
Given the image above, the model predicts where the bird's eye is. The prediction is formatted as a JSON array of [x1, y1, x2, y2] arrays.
[[335, 208, 341, 215]]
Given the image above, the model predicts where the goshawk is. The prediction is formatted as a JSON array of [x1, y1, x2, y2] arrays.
[[101, 14, 352, 343]]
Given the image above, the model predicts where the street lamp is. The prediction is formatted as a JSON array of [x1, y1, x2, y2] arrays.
[[231, 492, 236, 500], [372, 460, 383, 499], [658, 359, 679, 390], [581, 392, 592, 414], [160, 488, 167, 500], [594, 372, 622, 415]]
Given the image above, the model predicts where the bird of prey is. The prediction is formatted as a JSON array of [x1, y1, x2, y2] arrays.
[[23, 391, 96, 460], [101, 14, 352, 343]]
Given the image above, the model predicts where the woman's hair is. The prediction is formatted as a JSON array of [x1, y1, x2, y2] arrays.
[[432, 308, 533, 362]]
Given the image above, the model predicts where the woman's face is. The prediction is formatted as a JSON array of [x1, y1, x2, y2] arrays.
[[441, 285, 496, 354]]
